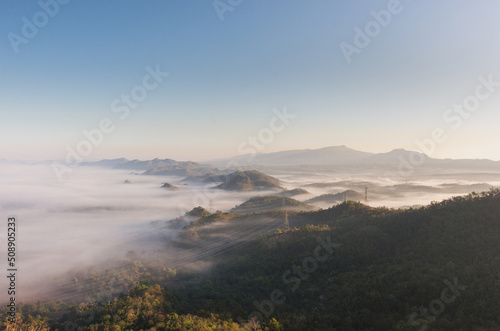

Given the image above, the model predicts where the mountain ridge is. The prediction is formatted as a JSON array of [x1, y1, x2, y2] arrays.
[[36, 145, 500, 176]]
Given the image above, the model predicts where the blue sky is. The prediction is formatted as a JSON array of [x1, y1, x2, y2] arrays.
[[1, 0, 499, 161]]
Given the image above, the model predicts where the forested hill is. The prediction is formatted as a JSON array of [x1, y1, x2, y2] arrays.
[[3, 190, 500, 330]]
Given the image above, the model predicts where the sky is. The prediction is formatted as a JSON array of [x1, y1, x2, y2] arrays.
[[1, 0, 499, 162]]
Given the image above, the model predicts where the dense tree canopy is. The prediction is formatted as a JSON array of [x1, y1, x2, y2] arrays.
[[2, 190, 500, 330]]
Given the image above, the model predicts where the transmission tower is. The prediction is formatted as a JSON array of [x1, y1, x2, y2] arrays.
[[282, 198, 289, 229]]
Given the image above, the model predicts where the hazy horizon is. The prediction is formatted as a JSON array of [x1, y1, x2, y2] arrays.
[[3, 144, 500, 164]]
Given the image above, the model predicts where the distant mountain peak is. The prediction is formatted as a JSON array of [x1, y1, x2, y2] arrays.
[[320, 145, 350, 150], [217, 145, 373, 167], [386, 148, 428, 156], [389, 148, 414, 153]]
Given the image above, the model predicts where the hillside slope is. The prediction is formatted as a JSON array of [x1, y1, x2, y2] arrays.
[[231, 195, 317, 214], [216, 170, 283, 191]]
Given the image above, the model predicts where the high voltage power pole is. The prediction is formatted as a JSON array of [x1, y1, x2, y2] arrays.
[[282, 198, 289, 229]]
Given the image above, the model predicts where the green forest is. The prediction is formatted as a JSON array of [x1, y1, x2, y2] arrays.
[[2, 189, 500, 331]]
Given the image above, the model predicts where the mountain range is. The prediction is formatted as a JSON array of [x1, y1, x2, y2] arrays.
[[208, 146, 500, 177], [212, 145, 499, 167], [81, 158, 222, 177], [51, 145, 500, 177]]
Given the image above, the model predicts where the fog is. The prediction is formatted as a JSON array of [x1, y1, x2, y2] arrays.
[[0, 163, 497, 303], [0, 164, 271, 302], [265, 168, 499, 208]]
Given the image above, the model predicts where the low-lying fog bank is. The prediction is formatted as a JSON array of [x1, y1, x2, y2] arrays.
[[0, 163, 498, 302]]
